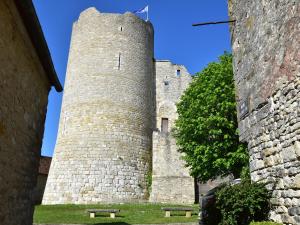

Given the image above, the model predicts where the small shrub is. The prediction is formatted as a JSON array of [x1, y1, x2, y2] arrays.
[[216, 180, 270, 225]]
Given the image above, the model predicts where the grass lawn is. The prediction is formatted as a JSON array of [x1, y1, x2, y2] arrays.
[[34, 203, 199, 225]]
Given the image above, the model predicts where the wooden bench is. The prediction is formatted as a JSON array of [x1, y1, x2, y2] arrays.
[[87, 209, 120, 218], [161, 207, 193, 218]]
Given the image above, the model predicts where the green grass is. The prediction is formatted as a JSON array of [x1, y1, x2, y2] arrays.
[[250, 222, 283, 225], [34, 203, 199, 224]]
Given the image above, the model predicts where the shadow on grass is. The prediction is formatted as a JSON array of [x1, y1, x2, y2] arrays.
[[93, 215, 125, 218], [168, 212, 198, 216]]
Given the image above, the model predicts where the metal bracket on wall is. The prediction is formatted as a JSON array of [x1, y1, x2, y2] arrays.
[[192, 20, 236, 27]]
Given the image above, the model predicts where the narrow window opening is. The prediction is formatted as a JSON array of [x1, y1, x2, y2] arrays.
[[164, 80, 169, 86], [118, 53, 121, 70], [194, 178, 200, 204], [120, 26, 123, 31], [161, 118, 169, 133], [177, 69, 181, 76]]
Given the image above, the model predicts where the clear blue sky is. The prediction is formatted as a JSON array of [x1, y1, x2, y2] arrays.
[[33, 0, 232, 157]]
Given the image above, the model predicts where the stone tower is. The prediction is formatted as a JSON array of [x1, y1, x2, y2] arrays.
[[43, 8, 155, 204], [150, 61, 194, 204]]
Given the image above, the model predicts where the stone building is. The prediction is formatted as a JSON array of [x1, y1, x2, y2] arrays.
[[33, 156, 52, 204], [150, 60, 194, 204], [0, 0, 62, 225], [229, 0, 300, 224], [43, 8, 194, 204]]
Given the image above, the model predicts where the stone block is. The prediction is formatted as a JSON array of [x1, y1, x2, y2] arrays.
[[186, 211, 192, 217], [294, 141, 300, 157], [165, 211, 171, 217], [294, 216, 300, 224], [250, 159, 265, 171], [282, 146, 297, 163], [281, 214, 296, 224], [292, 174, 300, 189], [275, 206, 288, 214], [263, 147, 277, 157]]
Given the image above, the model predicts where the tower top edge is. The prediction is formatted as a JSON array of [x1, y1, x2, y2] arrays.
[[155, 59, 191, 75], [77, 7, 153, 26], [155, 59, 171, 62], [155, 59, 186, 68]]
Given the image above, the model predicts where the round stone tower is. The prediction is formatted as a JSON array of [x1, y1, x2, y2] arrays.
[[43, 8, 155, 204]]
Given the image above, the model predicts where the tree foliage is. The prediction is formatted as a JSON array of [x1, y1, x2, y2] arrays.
[[174, 53, 248, 181]]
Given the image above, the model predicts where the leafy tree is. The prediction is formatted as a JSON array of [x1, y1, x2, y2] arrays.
[[174, 53, 248, 181]]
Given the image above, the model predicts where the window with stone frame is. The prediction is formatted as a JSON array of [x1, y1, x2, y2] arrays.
[[161, 118, 169, 133]]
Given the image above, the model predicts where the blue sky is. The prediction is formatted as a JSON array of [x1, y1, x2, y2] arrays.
[[33, 0, 232, 156]]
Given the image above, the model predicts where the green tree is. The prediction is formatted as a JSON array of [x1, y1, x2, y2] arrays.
[[174, 53, 248, 182]]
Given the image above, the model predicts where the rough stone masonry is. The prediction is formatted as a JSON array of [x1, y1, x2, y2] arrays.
[[229, 0, 300, 224], [0, 0, 62, 224], [43, 8, 194, 204], [150, 60, 194, 204]]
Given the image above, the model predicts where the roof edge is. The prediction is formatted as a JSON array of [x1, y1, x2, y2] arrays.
[[155, 59, 171, 62], [155, 59, 191, 75], [14, 0, 63, 92]]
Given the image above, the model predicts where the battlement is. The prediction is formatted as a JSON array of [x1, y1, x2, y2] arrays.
[[155, 59, 191, 77], [76, 7, 153, 35]]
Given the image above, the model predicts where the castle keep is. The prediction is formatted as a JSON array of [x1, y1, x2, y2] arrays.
[[43, 8, 194, 204], [229, 0, 300, 224]]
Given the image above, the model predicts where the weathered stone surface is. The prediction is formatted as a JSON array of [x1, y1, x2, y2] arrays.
[[43, 8, 155, 204], [229, 0, 300, 224], [294, 141, 300, 157], [149, 61, 194, 204], [281, 214, 296, 224], [292, 174, 300, 189], [43, 8, 194, 205], [289, 207, 300, 216], [0, 0, 52, 224]]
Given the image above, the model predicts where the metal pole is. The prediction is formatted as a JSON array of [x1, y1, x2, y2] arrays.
[[192, 20, 236, 27]]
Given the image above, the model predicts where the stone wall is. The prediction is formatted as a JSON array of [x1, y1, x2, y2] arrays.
[[150, 61, 194, 204], [33, 156, 52, 204], [33, 175, 48, 204], [0, 0, 52, 224], [229, 0, 300, 224], [43, 8, 155, 204]]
